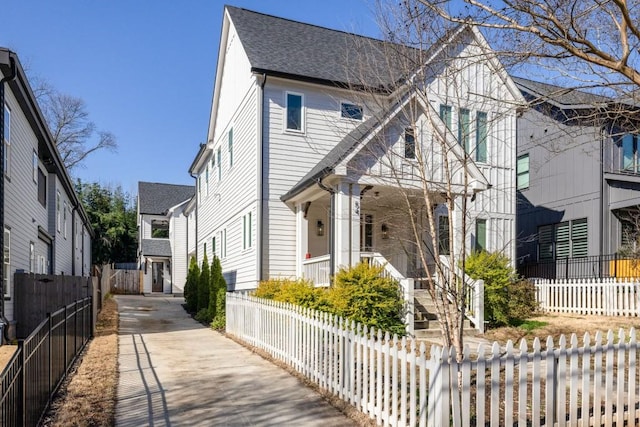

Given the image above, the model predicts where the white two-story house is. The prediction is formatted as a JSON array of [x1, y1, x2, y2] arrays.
[[137, 181, 195, 294], [0, 48, 93, 334], [190, 6, 523, 297]]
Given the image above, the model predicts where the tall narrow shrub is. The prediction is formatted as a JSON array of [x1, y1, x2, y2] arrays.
[[197, 254, 210, 314], [211, 256, 227, 330], [208, 255, 221, 319], [184, 257, 199, 313]]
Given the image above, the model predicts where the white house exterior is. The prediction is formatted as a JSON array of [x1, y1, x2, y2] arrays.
[[191, 7, 523, 293], [137, 181, 194, 294], [0, 48, 93, 330]]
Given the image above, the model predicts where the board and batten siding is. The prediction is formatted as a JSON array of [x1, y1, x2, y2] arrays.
[[262, 79, 378, 278]]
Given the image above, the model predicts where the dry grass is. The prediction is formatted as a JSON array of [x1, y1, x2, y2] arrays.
[[0, 344, 17, 371], [43, 296, 119, 427], [484, 312, 640, 346]]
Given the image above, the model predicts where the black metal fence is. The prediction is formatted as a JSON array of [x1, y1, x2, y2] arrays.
[[0, 296, 92, 426], [518, 253, 640, 280]]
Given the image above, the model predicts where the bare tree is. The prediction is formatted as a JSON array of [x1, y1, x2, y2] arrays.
[[332, 1, 523, 361], [34, 78, 117, 171]]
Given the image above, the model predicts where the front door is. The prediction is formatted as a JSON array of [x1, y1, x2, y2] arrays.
[[152, 262, 163, 292]]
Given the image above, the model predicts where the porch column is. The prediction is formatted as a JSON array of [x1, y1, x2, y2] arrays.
[[296, 203, 309, 277], [334, 182, 360, 271]]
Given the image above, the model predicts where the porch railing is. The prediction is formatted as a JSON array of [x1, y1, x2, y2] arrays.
[[439, 255, 485, 332], [302, 255, 331, 286]]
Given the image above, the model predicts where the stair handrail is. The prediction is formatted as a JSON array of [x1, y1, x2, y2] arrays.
[[438, 255, 485, 332]]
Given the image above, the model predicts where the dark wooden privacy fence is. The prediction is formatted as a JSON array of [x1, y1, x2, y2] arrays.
[[0, 296, 92, 427], [14, 274, 94, 339]]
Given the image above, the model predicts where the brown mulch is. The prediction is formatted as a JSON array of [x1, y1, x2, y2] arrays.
[[0, 345, 17, 372], [42, 296, 119, 427]]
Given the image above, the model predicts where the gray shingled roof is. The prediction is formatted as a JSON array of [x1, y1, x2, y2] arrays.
[[512, 76, 613, 107], [138, 182, 195, 215], [141, 239, 172, 257], [227, 6, 411, 90]]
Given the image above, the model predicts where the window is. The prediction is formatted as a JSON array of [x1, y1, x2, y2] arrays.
[[4, 227, 9, 298], [29, 242, 35, 274], [37, 168, 46, 207], [228, 128, 234, 168], [243, 212, 252, 250], [56, 191, 61, 232], [341, 102, 363, 120], [212, 236, 217, 257], [475, 219, 487, 252], [33, 151, 38, 183], [285, 92, 303, 131], [3, 104, 10, 178], [404, 128, 416, 159], [621, 134, 640, 173], [438, 215, 450, 255], [217, 148, 222, 181], [458, 108, 471, 153], [538, 218, 588, 260], [439, 105, 452, 130], [219, 229, 227, 258], [203, 242, 207, 259], [476, 111, 487, 163], [151, 220, 169, 238], [517, 154, 530, 190], [63, 201, 68, 239], [360, 214, 373, 251]]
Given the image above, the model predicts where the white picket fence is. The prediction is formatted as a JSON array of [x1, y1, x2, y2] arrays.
[[226, 293, 640, 426], [536, 277, 640, 316]]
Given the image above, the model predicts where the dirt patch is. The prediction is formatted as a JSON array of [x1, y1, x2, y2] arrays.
[[0, 345, 17, 372], [484, 312, 640, 346], [42, 296, 119, 427]]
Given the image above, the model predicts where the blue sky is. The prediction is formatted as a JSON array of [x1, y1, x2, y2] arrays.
[[2, 1, 381, 196]]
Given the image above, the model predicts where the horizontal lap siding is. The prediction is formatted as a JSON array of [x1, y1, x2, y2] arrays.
[[263, 81, 366, 278], [170, 207, 188, 292]]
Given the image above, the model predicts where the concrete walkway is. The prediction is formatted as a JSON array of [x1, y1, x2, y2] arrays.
[[115, 295, 354, 427]]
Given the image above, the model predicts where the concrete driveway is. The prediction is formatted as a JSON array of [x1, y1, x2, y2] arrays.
[[115, 295, 355, 426]]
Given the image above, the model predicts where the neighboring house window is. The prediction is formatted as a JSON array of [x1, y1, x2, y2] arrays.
[[217, 148, 222, 181], [33, 151, 38, 183], [203, 242, 207, 259], [37, 168, 46, 207], [4, 227, 9, 298], [29, 242, 35, 273], [439, 105, 452, 130], [63, 201, 68, 239], [341, 102, 363, 120], [228, 128, 234, 168], [243, 211, 252, 250], [438, 215, 450, 255], [458, 108, 471, 154], [517, 154, 530, 190], [285, 92, 303, 132], [476, 111, 488, 163], [212, 236, 216, 257], [151, 220, 169, 238], [538, 218, 588, 260], [621, 134, 639, 173], [56, 191, 61, 232], [475, 219, 487, 252], [3, 104, 10, 178], [404, 128, 416, 159]]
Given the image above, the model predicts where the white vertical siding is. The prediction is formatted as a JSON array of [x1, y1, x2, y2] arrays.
[[169, 204, 189, 292]]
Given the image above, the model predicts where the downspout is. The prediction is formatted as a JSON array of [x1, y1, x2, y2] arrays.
[[257, 73, 266, 284], [189, 170, 199, 263], [599, 126, 605, 262], [317, 177, 336, 278], [0, 54, 16, 340]]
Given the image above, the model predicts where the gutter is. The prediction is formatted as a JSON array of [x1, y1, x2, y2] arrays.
[[0, 50, 17, 340], [257, 73, 266, 284]]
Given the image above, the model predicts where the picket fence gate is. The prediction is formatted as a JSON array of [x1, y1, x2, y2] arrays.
[[226, 293, 640, 426], [536, 277, 640, 316]]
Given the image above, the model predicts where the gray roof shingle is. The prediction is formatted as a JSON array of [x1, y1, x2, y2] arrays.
[[227, 6, 411, 90], [512, 76, 613, 107], [141, 239, 172, 257], [138, 182, 195, 215]]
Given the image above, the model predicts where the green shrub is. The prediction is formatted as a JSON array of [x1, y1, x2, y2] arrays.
[[195, 308, 210, 323], [208, 256, 221, 320], [254, 278, 286, 299], [184, 257, 199, 313], [197, 254, 211, 320], [211, 256, 227, 330], [329, 262, 406, 336], [254, 278, 323, 308], [211, 286, 227, 330], [464, 251, 514, 326], [506, 279, 538, 322]]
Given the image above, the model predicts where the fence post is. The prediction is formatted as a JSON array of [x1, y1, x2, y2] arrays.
[[614, 253, 618, 278], [18, 340, 25, 427], [48, 313, 52, 397], [565, 258, 569, 280], [63, 305, 68, 374]]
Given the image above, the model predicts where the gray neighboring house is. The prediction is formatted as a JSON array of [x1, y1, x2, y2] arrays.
[[515, 76, 640, 278], [137, 182, 195, 294], [0, 48, 93, 336]]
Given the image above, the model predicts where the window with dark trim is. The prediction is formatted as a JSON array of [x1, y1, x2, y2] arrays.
[[475, 219, 487, 252], [340, 102, 363, 120], [404, 128, 416, 159], [458, 108, 471, 153], [517, 154, 530, 190], [286, 92, 303, 131], [37, 169, 46, 207], [476, 111, 488, 163], [439, 105, 452, 130], [538, 218, 588, 260]]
